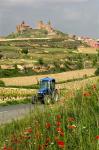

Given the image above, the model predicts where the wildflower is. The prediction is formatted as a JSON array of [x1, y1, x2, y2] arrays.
[[48, 114, 51, 117], [3, 145, 13, 150], [56, 127, 63, 133], [56, 115, 61, 120], [51, 142, 54, 145], [67, 117, 75, 122], [38, 144, 45, 150], [60, 131, 64, 137], [24, 128, 32, 134], [92, 84, 96, 90], [45, 122, 51, 129], [56, 121, 61, 126], [96, 135, 99, 140], [68, 125, 76, 129], [45, 137, 51, 144], [82, 126, 86, 129], [83, 92, 91, 97], [44, 137, 51, 147], [3, 145, 7, 150], [57, 140, 64, 149]]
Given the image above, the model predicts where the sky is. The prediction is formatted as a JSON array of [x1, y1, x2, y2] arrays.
[[0, 0, 99, 38]]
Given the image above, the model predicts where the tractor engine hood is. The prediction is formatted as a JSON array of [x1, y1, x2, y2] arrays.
[[38, 88, 48, 95]]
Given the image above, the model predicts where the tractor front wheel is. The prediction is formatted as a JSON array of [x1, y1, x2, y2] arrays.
[[31, 95, 37, 104]]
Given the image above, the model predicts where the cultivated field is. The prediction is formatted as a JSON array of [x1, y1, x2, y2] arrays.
[[0, 76, 98, 106], [78, 47, 98, 54], [0, 68, 96, 86], [0, 87, 36, 105]]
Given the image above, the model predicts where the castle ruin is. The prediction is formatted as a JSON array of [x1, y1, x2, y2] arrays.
[[16, 20, 54, 34], [37, 21, 54, 33], [16, 21, 32, 33]]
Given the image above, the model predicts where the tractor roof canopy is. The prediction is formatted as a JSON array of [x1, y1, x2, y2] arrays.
[[40, 77, 55, 82]]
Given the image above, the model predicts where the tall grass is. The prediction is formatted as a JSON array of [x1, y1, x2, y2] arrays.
[[0, 83, 99, 150]]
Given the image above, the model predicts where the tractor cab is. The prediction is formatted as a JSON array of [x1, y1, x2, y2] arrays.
[[38, 77, 55, 95]]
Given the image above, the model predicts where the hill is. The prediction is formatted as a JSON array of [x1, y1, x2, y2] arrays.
[[6, 20, 68, 39]]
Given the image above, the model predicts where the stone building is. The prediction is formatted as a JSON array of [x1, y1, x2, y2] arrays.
[[37, 21, 54, 33], [16, 21, 32, 33]]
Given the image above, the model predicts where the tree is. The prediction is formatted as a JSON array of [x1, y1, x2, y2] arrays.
[[96, 49, 99, 57], [92, 57, 97, 67], [95, 68, 99, 76], [77, 59, 84, 69]]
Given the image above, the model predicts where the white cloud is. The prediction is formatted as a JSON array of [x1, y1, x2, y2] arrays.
[[64, 11, 81, 21], [0, 0, 89, 9], [1, 0, 89, 5]]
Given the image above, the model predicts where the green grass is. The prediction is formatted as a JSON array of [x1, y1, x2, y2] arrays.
[[0, 83, 98, 149]]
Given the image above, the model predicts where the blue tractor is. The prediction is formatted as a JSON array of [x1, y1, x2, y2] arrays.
[[32, 77, 59, 104]]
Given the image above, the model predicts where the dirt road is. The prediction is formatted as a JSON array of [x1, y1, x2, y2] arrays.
[[1, 68, 96, 86]]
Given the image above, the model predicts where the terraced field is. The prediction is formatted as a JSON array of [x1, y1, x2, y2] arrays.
[[0, 68, 96, 86]]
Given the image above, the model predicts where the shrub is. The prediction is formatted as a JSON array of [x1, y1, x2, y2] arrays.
[[21, 48, 28, 54], [95, 67, 99, 76], [38, 58, 44, 65], [0, 54, 3, 59], [0, 80, 5, 86]]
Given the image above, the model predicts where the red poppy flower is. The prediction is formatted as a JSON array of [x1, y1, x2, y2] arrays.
[[56, 127, 63, 133], [45, 122, 51, 129], [56, 115, 61, 120], [57, 140, 64, 148], [60, 131, 64, 137], [24, 128, 32, 134], [68, 125, 76, 129], [83, 92, 91, 97], [56, 121, 61, 126], [3, 145, 13, 150], [92, 84, 96, 90], [96, 135, 99, 140], [67, 117, 75, 122], [3, 145, 7, 150]]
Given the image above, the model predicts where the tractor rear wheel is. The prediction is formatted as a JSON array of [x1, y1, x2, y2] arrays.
[[52, 89, 59, 103], [43, 95, 51, 105]]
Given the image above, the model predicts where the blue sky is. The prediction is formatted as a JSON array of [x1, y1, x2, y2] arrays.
[[0, 0, 99, 38]]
